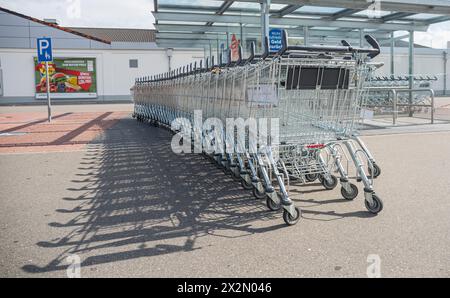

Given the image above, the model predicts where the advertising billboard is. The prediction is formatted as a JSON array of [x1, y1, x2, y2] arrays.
[[34, 57, 97, 99]]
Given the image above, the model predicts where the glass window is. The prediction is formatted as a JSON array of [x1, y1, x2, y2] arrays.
[[129, 59, 138, 68]]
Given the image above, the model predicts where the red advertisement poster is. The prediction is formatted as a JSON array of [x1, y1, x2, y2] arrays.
[[230, 34, 240, 62]]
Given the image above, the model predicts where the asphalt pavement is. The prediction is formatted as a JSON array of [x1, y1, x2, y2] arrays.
[[0, 109, 449, 277]]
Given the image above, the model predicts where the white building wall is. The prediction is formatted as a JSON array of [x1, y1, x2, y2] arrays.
[[0, 50, 37, 98], [1, 45, 449, 103], [0, 48, 204, 102], [374, 48, 449, 94]]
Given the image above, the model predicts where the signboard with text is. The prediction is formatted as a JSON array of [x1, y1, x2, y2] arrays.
[[34, 57, 97, 99], [269, 28, 283, 53]]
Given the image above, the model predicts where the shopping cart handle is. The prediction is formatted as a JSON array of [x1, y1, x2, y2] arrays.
[[364, 35, 381, 58], [237, 45, 243, 65], [341, 40, 351, 47], [277, 30, 380, 58], [226, 50, 232, 67], [210, 56, 216, 70], [248, 42, 255, 63], [240, 42, 256, 65], [262, 36, 269, 60]]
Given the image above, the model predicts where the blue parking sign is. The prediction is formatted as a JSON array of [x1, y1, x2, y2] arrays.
[[37, 38, 53, 62]]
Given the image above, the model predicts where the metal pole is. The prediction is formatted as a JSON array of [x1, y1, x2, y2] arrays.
[[261, 0, 271, 53], [240, 23, 243, 45], [359, 29, 364, 47], [303, 26, 309, 46], [430, 89, 435, 124], [216, 36, 220, 62], [392, 89, 397, 125], [390, 32, 395, 75], [408, 30, 414, 117], [166, 48, 173, 72], [444, 51, 448, 96], [45, 61, 51, 122], [226, 32, 230, 63], [209, 42, 212, 65]]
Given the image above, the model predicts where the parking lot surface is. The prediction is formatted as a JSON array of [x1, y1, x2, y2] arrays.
[[0, 105, 449, 277]]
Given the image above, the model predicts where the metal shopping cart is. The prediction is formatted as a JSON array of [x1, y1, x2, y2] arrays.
[[132, 29, 384, 226]]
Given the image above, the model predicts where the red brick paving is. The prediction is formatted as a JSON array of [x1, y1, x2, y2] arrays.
[[0, 111, 128, 154]]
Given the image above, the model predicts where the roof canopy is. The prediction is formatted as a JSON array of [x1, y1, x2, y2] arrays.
[[153, 0, 450, 50]]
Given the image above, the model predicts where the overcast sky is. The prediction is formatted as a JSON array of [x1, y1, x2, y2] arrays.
[[1, 0, 449, 48], [0, 0, 155, 28]]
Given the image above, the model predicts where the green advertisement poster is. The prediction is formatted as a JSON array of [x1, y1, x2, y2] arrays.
[[34, 57, 97, 99]]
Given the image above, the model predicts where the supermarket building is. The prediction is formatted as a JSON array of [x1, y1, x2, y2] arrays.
[[0, 6, 203, 104], [1, 5, 450, 104]]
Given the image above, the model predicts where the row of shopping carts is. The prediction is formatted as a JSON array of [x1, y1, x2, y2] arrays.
[[132, 30, 384, 226], [370, 75, 438, 88], [365, 75, 437, 113]]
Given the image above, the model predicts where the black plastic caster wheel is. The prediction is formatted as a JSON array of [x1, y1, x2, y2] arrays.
[[322, 175, 338, 190], [231, 170, 241, 181], [341, 183, 359, 200], [365, 193, 383, 214], [252, 187, 266, 199], [368, 163, 381, 178], [283, 207, 301, 226], [266, 196, 282, 211], [241, 178, 253, 190], [305, 173, 318, 182], [223, 166, 232, 175]]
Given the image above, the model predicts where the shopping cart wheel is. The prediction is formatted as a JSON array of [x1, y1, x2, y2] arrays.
[[305, 173, 318, 182], [365, 194, 383, 214], [223, 166, 232, 175], [283, 207, 301, 226], [368, 163, 381, 178], [252, 187, 266, 200], [231, 170, 241, 182], [322, 175, 338, 190], [318, 174, 324, 183], [241, 179, 253, 190], [266, 196, 281, 211], [341, 183, 359, 200]]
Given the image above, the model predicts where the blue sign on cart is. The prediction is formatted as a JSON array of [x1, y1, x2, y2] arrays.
[[37, 38, 53, 62], [269, 28, 283, 53]]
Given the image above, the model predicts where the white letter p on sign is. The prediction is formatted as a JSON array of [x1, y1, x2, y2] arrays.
[[39, 39, 49, 55]]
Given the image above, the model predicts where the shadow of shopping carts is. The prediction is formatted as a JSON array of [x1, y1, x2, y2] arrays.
[[22, 117, 283, 274]]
